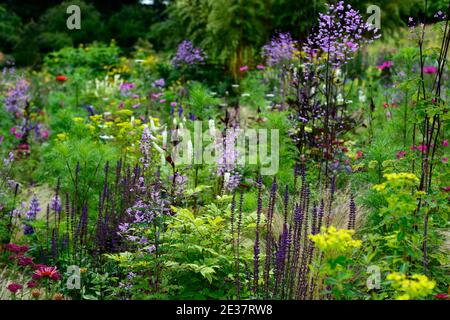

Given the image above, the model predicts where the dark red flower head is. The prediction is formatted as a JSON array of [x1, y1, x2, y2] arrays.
[[5, 243, 28, 254], [18, 256, 34, 267], [7, 283, 23, 294]]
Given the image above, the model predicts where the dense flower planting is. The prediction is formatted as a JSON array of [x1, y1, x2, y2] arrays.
[[0, 1, 449, 301]]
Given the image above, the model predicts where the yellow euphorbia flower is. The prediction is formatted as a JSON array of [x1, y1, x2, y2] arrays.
[[309, 226, 361, 255], [384, 172, 419, 183], [387, 272, 436, 300], [56, 133, 68, 141]]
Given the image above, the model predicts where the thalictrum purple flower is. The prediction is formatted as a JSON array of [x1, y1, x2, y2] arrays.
[[303, 1, 380, 69], [262, 32, 297, 67], [152, 78, 165, 88], [4, 78, 29, 115], [172, 40, 206, 68]]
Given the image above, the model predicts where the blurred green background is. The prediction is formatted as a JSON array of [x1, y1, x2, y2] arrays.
[[0, 0, 448, 68]]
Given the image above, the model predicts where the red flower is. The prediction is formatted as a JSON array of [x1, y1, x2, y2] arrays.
[[56, 75, 68, 82], [7, 283, 23, 294], [435, 293, 448, 299], [33, 266, 61, 281]]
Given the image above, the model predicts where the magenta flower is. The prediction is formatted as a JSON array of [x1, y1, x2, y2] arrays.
[[442, 157, 448, 163], [423, 66, 438, 74], [33, 266, 61, 281], [239, 65, 249, 72], [41, 130, 49, 139], [18, 256, 34, 267], [256, 64, 265, 70], [377, 61, 394, 70], [151, 93, 163, 100], [443, 139, 448, 147], [5, 244, 29, 254], [396, 151, 407, 159], [7, 283, 23, 294], [417, 144, 427, 152]]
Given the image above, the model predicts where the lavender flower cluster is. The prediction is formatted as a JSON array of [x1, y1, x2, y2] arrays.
[[262, 32, 298, 67], [4, 78, 29, 115], [216, 128, 241, 192], [172, 40, 206, 68], [24, 194, 40, 235], [303, 1, 380, 69]]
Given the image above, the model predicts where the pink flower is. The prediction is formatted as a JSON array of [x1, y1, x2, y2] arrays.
[[33, 266, 61, 281], [435, 293, 448, 299], [256, 64, 265, 70], [417, 144, 427, 152], [159, 99, 166, 103], [356, 150, 363, 160], [151, 93, 163, 100], [27, 281, 37, 288], [377, 61, 393, 70], [423, 66, 438, 74], [442, 157, 448, 163], [396, 151, 407, 159], [170, 102, 177, 107], [41, 130, 49, 139], [443, 139, 449, 147], [239, 65, 249, 72]]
